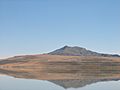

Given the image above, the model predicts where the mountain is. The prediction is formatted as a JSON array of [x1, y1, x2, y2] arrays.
[[0, 46, 120, 86], [48, 46, 120, 57], [49, 79, 120, 89]]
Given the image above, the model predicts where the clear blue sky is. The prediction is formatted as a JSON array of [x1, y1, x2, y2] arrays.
[[0, 0, 120, 58]]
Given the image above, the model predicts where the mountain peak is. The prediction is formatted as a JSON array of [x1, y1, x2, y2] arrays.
[[48, 46, 97, 56], [48, 46, 120, 57], [61, 45, 70, 49], [61, 46, 86, 50]]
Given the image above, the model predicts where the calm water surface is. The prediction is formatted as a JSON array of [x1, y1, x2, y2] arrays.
[[1, 58, 120, 90], [0, 75, 120, 90]]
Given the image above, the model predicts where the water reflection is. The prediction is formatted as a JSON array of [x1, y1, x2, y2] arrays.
[[0, 75, 64, 90], [0, 68, 120, 89], [0, 60, 120, 89], [0, 75, 120, 90]]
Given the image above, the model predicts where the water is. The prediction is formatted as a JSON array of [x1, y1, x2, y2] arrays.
[[0, 75, 120, 90], [0, 58, 120, 90]]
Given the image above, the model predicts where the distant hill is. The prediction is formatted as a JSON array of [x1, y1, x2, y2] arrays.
[[48, 46, 120, 57]]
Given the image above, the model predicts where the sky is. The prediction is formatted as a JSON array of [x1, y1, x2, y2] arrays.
[[0, 0, 120, 58]]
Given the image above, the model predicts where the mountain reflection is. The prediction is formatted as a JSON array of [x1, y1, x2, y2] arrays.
[[0, 60, 120, 89]]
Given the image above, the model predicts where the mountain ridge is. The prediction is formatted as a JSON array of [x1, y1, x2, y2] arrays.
[[48, 46, 120, 57]]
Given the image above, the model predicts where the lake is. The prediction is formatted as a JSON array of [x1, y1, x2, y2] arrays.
[[0, 75, 120, 90], [0, 56, 120, 90]]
